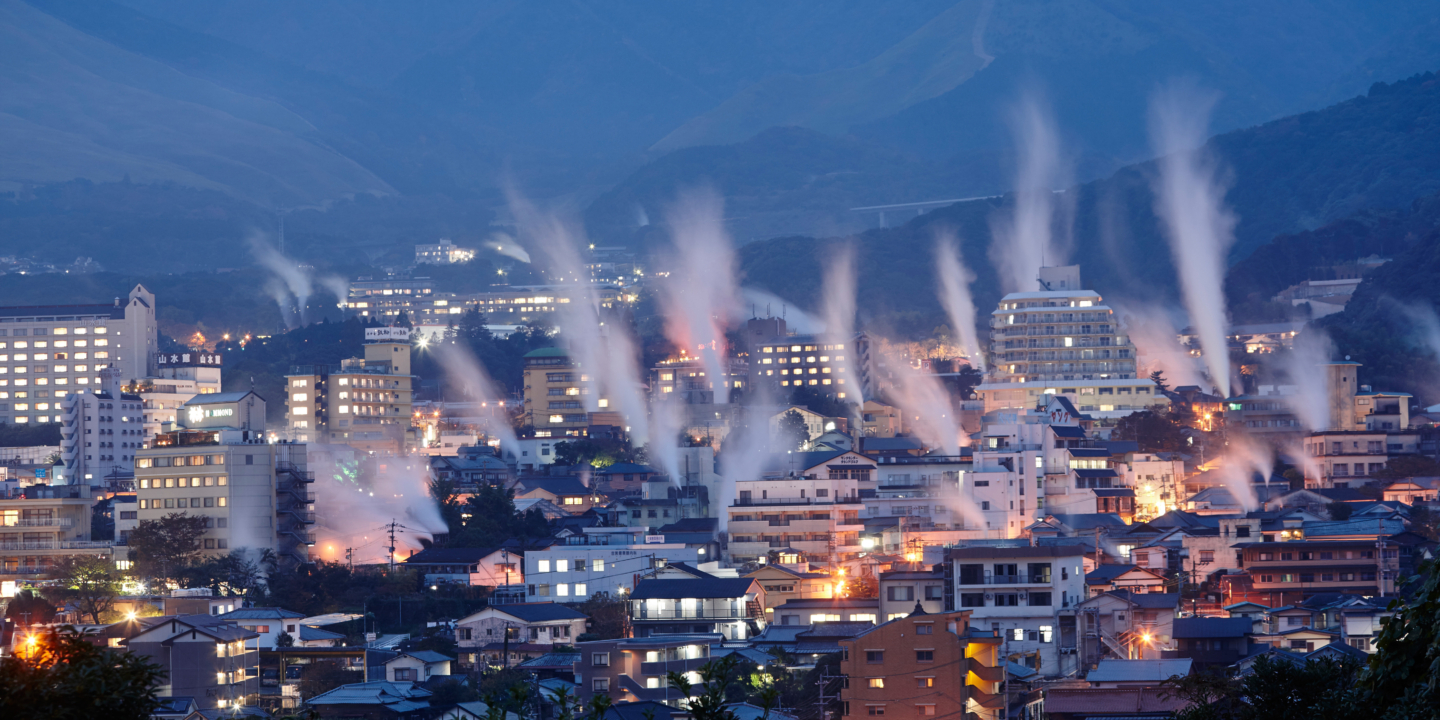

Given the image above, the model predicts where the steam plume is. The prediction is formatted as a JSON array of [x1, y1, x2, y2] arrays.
[[887, 359, 962, 456], [820, 244, 864, 400], [251, 234, 313, 326], [990, 94, 1064, 293], [1217, 437, 1270, 512], [311, 454, 448, 563], [433, 341, 518, 452], [1116, 304, 1205, 388], [934, 232, 986, 371], [489, 232, 532, 263], [1148, 84, 1235, 397], [317, 275, 350, 311], [1277, 331, 1335, 431], [659, 188, 741, 404]]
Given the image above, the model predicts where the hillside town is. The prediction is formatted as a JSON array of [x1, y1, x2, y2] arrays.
[[3, 252, 1438, 720]]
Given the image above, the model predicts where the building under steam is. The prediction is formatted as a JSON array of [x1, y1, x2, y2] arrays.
[[285, 327, 416, 452], [976, 266, 1166, 420]]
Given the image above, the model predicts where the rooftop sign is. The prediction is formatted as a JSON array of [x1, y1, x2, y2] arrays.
[[366, 327, 412, 342]]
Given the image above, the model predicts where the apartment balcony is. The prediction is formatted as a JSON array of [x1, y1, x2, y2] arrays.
[[0, 567, 50, 576], [957, 573, 1054, 586], [275, 464, 315, 483], [277, 509, 317, 524], [0, 518, 76, 528], [633, 608, 753, 621], [732, 496, 863, 508], [640, 657, 709, 677]]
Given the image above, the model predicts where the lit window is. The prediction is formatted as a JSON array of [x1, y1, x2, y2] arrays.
[[292, 393, 308, 402], [292, 407, 309, 415]]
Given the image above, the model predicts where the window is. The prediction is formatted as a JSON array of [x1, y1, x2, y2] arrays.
[[1012, 628, 1025, 641], [995, 594, 1019, 607], [866, 707, 884, 716], [591, 653, 610, 667], [915, 650, 933, 663], [886, 586, 914, 602], [593, 678, 609, 692], [868, 678, 884, 688], [916, 677, 934, 688], [1039, 625, 1053, 642], [916, 706, 936, 717], [538, 560, 551, 573], [592, 559, 604, 572], [393, 668, 414, 681], [1028, 592, 1052, 607], [915, 624, 933, 635], [866, 651, 883, 664], [925, 585, 943, 601], [960, 593, 985, 607]]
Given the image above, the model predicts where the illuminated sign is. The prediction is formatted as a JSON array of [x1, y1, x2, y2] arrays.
[[365, 327, 412, 342], [186, 405, 235, 425], [644, 535, 666, 544], [157, 352, 222, 367]]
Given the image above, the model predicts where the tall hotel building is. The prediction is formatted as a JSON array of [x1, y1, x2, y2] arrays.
[[975, 266, 1166, 419], [0, 285, 158, 426], [284, 327, 415, 451]]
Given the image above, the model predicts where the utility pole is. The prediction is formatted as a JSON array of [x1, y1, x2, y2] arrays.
[[346, 547, 353, 571], [1377, 516, 1386, 598], [817, 669, 842, 720], [388, 519, 399, 572]]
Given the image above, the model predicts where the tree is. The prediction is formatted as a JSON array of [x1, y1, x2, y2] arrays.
[[0, 626, 165, 719], [777, 410, 811, 451], [666, 654, 745, 720], [1408, 505, 1440, 541], [430, 677, 481, 705], [1113, 411, 1187, 452], [843, 573, 878, 599], [46, 556, 122, 625], [1327, 501, 1354, 521], [1149, 370, 1171, 394], [276, 631, 295, 647], [576, 593, 628, 640], [3, 589, 56, 627], [1373, 455, 1440, 480], [128, 513, 208, 583], [1354, 557, 1440, 720]]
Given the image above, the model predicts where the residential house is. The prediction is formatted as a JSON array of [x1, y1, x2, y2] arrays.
[[514, 477, 606, 514], [1043, 688, 1188, 720], [947, 545, 1087, 678], [837, 610, 1004, 720], [1085, 565, 1168, 597], [1383, 481, 1437, 504], [402, 547, 523, 587], [524, 526, 699, 602], [572, 634, 720, 709], [878, 566, 946, 620], [1076, 591, 1179, 666], [629, 576, 765, 639], [1223, 602, 1271, 634], [298, 625, 346, 648], [381, 651, 453, 683], [745, 564, 835, 615], [771, 597, 881, 626], [455, 603, 589, 668], [305, 681, 434, 719], [1235, 538, 1399, 605], [122, 615, 259, 711], [217, 607, 307, 650], [1163, 617, 1256, 668]]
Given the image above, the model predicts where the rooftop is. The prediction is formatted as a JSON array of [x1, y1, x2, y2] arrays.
[[1087, 658, 1193, 683]]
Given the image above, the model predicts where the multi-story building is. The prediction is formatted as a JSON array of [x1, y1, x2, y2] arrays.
[[285, 327, 414, 451], [123, 614, 260, 711], [1303, 431, 1391, 487], [523, 527, 699, 602], [133, 351, 224, 441], [0, 483, 111, 579], [58, 367, 146, 486], [724, 451, 873, 565], [946, 544, 1087, 677], [838, 610, 1004, 720], [1235, 537, 1399, 605], [878, 565, 946, 620], [348, 279, 627, 329], [344, 278, 434, 322], [519, 347, 626, 438], [985, 266, 1138, 382], [415, 239, 474, 265], [0, 285, 158, 428], [629, 575, 766, 639], [572, 634, 720, 710], [135, 392, 314, 567], [454, 603, 589, 668], [650, 356, 748, 404], [746, 564, 836, 615], [747, 333, 870, 401]]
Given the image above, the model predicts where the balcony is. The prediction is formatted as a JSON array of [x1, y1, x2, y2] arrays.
[[277, 509, 316, 524], [280, 529, 317, 546], [966, 657, 1005, 683], [0, 518, 75, 528], [732, 496, 862, 507], [958, 573, 1053, 586], [633, 608, 755, 621]]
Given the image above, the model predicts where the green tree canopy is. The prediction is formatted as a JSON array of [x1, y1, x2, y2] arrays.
[[45, 556, 122, 625], [0, 626, 165, 719], [127, 513, 209, 583]]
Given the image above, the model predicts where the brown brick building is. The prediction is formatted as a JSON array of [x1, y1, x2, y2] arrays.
[[839, 609, 1004, 720]]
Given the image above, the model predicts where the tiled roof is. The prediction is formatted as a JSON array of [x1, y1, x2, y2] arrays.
[[299, 625, 345, 642], [479, 603, 589, 623], [515, 477, 591, 496], [631, 577, 756, 600], [1086, 658, 1193, 682], [306, 681, 433, 706], [217, 607, 306, 620], [1105, 591, 1181, 609], [404, 547, 504, 564], [1172, 618, 1254, 639], [1086, 565, 1140, 582]]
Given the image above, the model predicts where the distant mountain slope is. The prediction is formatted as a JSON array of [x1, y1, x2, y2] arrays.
[[0, 0, 392, 206], [734, 70, 1440, 335]]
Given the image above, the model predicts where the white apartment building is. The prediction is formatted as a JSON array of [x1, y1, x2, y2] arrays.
[[948, 544, 1087, 677], [1115, 453, 1187, 521], [137, 353, 224, 441], [725, 450, 875, 565], [58, 368, 146, 487], [524, 527, 699, 602], [0, 286, 157, 426]]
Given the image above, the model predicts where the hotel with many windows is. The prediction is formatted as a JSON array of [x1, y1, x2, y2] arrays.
[[284, 328, 415, 452]]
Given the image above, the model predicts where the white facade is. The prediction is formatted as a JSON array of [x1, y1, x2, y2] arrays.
[[950, 545, 1087, 677], [725, 453, 874, 565], [59, 368, 146, 486], [139, 364, 223, 442], [525, 528, 699, 602], [0, 285, 158, 427], [1116, 454, 1187, 521]]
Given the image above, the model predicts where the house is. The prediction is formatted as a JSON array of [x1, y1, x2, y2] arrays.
[[745, 564, 835, 615], [152, 697, 202, 720], [771, 597, 881, 626], [877, 566, 946, 620], [122, 615, 260, 711], [1164, 617, 1256, 668], [432, 701, 521, 720], [1262, 626, 1339, 653], [1383, 481, 1437, 504], [513, 477, 606, 514], [217, 607, 307, 650], [305, 681, 434, 719], [590, 462, 660, 495], [1085, 565, 1168, 596], [1043, 688, 1189, 720], [1086, 658, 1193, 688], [454, 603, 589, 668], [629, 576, 766, 639], [838, 610, 1004, 720], [1075, 591, 1180, 665], [381, 651, 453, 683], [295, 625, 347, 648], [571, 634, 722, 707], [402, 547, 524, 587], [1223, 602, 1271, 634]]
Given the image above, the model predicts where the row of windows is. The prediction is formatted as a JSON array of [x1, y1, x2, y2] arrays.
[[139, 497, 228, 509], [529, 582, 587, 597], [761, 343, 845, 353], [759, 355, 844, 364], [0, 377, 103, 387], [535, 558, 607, 573], [139, 476, 229, 488], [779, 378, 842, 387], [959, 592, 1056, 607], [136, 455, 226, 468], [1258, 572, 1375, 583], [1254, 549, 1374, 561], [0, 340, 108, 350]]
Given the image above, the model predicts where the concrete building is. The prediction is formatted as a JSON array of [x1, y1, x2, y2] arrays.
[[402, 546, 523, 587], [285, 327, 414, 451], [58, 367, 145, 486], [748, 332, 870, 401], [345, 278, 435, 322], [878, 565, 946, 620], [455, 603, 589, 667], [135, 391, 314, 567], [987, 266, 1138, 383], [134, 351, 224, 441], [0, 285, 158, 428], [838, 610, 1004, 720], [724, 450, 873, 565], [629, 575, 766, 639], [746, 564, 836, 615], [946, 544, 1087, 677], [650, 356, 748, 404], [523, 527, 699, 602], [0, 483, 110, 579], [123, 614, 260, 711], [571, 634, 720, 710], [522, 347, 589, 437], [415, 239, 473, 265]]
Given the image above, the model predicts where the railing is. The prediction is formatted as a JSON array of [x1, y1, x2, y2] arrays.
[[278, 510, 316, 524], [634, 608, 752, 620], [732, 497, 862, 507], [275, 464, 315, 482], [958, 573, 1052, 585], [0, 567, 50, 575], [61, 540, 113, 549], [281, 530, 317, 545], [0, 518, 75, 528]]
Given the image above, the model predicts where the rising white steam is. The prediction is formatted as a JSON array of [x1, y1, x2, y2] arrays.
[[648, 395, 684, 483], [251, 234, 313, 326], [311, 453, 449, 564], [1218, 436, 1271, 512], [990, 94, 1064, 293], [1148, 84, 1236, 398], [715, 384, 784, 539], [740, 287, 822, 334], [316, 275, 350, 310], [490, 232, 532, 263], [507, 190, 652, 450], [820, 244, 864, 401], [635, 205, 651, 227], [1396, 301, 1440, 359], [1116, 304, 1206, 389], [433, 341, 518, 453], [660, 188, 742, 404], [1277, 331, 1335, 431], [934, 232, 986, 371], [887, 360, 963, 456]]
